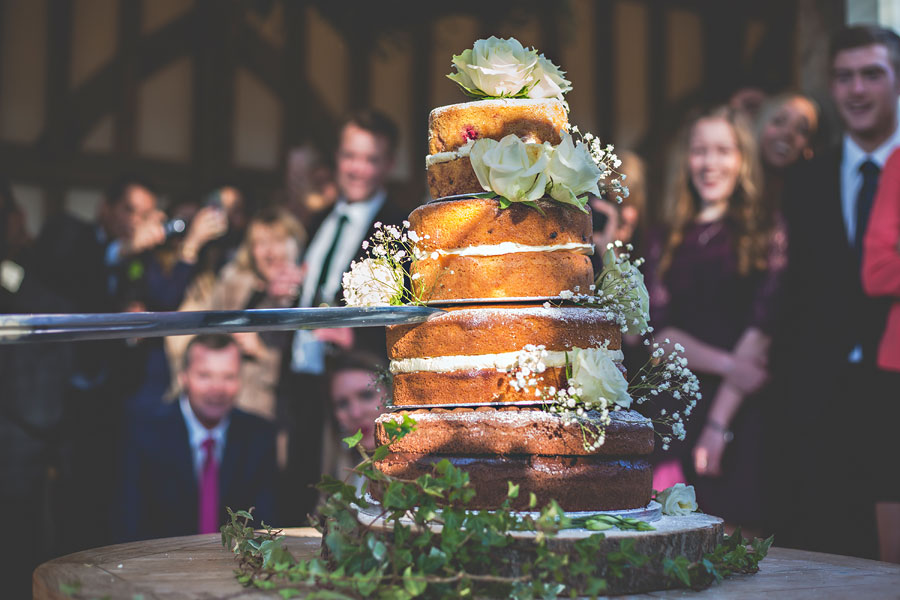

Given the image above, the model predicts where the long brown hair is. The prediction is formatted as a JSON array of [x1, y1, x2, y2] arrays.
[[658, 105, 768, 278]]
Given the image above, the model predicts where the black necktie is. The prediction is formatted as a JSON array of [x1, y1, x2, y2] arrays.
[[312, 213, 349, 306], [855, 159, 880, 262]]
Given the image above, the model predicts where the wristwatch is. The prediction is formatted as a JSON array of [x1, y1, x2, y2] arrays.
[[705, 419, 734, 443]]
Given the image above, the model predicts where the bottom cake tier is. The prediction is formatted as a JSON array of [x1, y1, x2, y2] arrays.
[[373, 453, 653, 511]]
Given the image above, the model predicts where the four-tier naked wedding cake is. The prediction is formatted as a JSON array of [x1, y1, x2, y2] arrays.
[[368, 38, 656, 512]]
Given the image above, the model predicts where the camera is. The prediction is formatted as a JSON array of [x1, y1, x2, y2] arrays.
[[162, 191, 224, 240]]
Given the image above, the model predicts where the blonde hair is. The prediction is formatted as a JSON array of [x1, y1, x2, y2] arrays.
[[659, 105, 768, 278], [234, 207, 307, 279]]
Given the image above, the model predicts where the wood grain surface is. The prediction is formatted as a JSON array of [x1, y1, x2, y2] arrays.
[[33, 527, 900, 599]]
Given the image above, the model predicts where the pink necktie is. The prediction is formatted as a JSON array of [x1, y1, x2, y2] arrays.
[[198, 437, 219, 534]]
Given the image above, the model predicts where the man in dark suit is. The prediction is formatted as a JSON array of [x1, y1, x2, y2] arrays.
[[281, 109, 407, 521], [775, 24, 900, 558], [115, 334, 276, 541]]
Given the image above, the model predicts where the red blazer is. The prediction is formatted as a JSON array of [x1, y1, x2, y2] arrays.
[[862, 147, 900, 372]]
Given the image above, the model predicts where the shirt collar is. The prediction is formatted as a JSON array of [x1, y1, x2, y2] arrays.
[[334, 189, 386, 222], [843, 122, 900, 171], [179, 395, 229, 449]]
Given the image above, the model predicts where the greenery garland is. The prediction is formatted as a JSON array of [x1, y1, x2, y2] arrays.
[[219, 418, 772, 599]]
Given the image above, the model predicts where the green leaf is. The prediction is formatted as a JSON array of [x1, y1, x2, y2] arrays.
[[343, 430, 364, 448], [520, 200, 547, 216], [584, 517, 613, 531], [372, 444, 390, 462], [59, 581, 82, 596], [278, 589, 302, 598], [497, 196, 512, 209], [402, 566, 428, 597], [528, 492, 538, 509], [507, 481, 520, 499], [663, 556, 692, 587]]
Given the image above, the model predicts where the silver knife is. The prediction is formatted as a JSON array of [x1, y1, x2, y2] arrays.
[[0, 305, 443, 344]]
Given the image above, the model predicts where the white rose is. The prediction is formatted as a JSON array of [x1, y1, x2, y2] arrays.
[[529, 54, 572, 100], [342, 258, 402, 307], [447, 37, 537, 98], [599, 249, 650, 335], [570, 347, 631, 409], [656, 483, 698, 516], [546, 132, 602, 211], [469, 135, 551, 203]]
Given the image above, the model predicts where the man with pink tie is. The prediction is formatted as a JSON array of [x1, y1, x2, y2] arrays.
[[114, 334, 276, 541]]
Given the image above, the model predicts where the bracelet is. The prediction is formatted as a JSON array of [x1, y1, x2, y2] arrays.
[[705, 420, 734, 443]]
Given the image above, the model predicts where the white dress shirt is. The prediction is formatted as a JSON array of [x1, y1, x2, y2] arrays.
[[839, 124, 900, 363], [290, 191, 386, 374], [840, 125, 900, 245], [179, 395, 229, 479], [298, 191, 386, 308]]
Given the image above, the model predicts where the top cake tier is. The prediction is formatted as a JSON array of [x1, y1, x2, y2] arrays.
[[427, 98, 568, 155]]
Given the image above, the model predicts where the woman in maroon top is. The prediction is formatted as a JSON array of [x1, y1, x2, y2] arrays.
[[644, 106, 786, 532]]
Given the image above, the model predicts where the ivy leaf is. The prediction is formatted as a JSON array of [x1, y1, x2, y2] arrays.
[[663, 556, 692, 587], [372, 444, 391, 462], [316, 475, 357, 500], [402, 566, 428, 597], [507, 481, 520, 499], [367, 536, 388, 562], [529, 492, 538, 509], [343, 430, 364, 449]]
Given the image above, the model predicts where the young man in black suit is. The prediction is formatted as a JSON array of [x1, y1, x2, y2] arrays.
[[114, 334, 276, 541], [281, 109, 407, 522], [775, 24, 900, 558]]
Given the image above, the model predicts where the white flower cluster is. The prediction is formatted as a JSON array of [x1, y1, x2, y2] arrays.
[[341, 221, 428, 307], [569, 125, 628, 203], [447, 37, 572, 101], [596, 245, 650, 335], [468, 131, 601, 211], [342, 258, 401, 307], [549, 245, 650, 336], [501, 344, 634, 452], [632, 338, 701, 451]]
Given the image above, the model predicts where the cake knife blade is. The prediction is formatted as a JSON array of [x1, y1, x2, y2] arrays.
[[0, 305, 444, 344], [386, 400, 549, 411]]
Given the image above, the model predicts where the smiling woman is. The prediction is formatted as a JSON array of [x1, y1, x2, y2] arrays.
[[641, 105, 786, 534]]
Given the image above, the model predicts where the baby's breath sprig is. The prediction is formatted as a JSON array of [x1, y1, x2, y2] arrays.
[[569, 125, 629, 203], [501, 344, 627, 452], [630, 339, 701, 451], [547, 244, 650, 336], [342, 221, 435, 307]]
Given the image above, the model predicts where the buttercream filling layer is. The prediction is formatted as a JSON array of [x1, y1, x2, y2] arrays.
[[389, 346, 624, 374], [422, 241, 595, 257], [425, 139, 475, 167]]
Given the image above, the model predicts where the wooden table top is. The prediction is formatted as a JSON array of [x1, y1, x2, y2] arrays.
[[34, 527, 900, 599]]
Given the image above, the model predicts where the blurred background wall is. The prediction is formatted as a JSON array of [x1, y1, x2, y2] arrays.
[[2, 0, 892, 234]]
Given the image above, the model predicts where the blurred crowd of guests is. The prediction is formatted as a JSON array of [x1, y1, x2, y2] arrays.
[[2, 22, 900, 596]]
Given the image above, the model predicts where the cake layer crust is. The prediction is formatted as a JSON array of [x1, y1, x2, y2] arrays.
[[428, 98, 568, 154], [374, 453, 653, 511], [414, 252, 594, 301], [387, 306, 621, 359], [409, 197, 591, 252], [427, 156, 483, 199], [376, 408, 654, 456]]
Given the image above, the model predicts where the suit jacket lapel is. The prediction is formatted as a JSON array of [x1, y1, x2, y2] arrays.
[[220, 414, 241, 509]]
